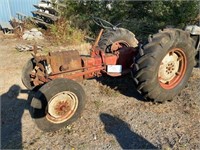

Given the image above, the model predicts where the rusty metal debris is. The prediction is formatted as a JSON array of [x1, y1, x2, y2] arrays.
[[16, 44, 42, 52]]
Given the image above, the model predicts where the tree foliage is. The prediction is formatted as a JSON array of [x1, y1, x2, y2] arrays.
[[62, 0, 199, 39]]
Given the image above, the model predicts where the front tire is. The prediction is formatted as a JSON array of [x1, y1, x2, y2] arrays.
[[132, 29, 196, 102], [30, 78, 86, 132]]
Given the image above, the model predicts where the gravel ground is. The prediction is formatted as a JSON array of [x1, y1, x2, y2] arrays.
[[1, 34, 200, 150]]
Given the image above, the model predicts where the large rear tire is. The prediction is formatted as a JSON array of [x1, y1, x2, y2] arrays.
[[98, 28, 138, 52], [30, 78, 86, 132], [132, 29, 196, 102]]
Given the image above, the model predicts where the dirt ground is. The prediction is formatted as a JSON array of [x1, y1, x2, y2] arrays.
[[0, 32, 200, 150]]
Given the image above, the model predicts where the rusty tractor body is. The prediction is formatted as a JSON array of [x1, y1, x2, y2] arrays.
[[22, 24, 199, 132], [30, 29, 138, 87]]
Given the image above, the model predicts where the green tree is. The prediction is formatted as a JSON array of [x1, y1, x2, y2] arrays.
[[62, 0, 199, 39]]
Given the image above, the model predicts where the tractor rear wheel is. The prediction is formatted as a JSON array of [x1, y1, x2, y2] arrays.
[[98, 28, 138, 52], [132, 29, 196, 102], [21, 58, 36, 90], [30, 78, 86, 132]]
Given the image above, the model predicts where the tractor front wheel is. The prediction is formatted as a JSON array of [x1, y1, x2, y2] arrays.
[[30, 78, 86, 132]]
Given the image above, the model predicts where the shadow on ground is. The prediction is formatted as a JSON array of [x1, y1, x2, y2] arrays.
[[0, 85, 30, 149], [100, 113, 157, 149], [96, 73, 145, 101]]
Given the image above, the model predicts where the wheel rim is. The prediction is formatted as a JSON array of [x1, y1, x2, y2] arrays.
[[158, 48, 187, 89], [110, 40, 130, 52], [46, 91, 78, 124]]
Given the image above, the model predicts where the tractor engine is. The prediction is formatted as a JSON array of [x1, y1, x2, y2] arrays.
[[30, 46, 137, 87]]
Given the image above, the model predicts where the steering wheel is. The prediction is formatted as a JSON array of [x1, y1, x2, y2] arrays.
[[92, 17, 121, 30]]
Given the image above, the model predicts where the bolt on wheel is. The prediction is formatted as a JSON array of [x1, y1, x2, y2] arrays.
[[46, 91, 78, 124], [158, 48, 187, 89], [30, 78, 86, 132], [110, 40, 130, 52]]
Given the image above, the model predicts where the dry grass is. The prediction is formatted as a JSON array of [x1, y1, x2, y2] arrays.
[[46, 19, 86, 46]]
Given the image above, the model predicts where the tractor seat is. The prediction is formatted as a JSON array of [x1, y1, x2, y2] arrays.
[[185, 25, 200, 35]]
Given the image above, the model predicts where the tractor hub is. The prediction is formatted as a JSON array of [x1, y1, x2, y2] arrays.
[[46, 91, 78, 123], [158, 48, 187, 89]]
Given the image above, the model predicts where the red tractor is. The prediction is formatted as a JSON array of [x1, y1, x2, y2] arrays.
[[22, 18, 200, 132]]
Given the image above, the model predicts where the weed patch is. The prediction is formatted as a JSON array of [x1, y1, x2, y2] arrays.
[[47, 19, 85, 46]]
